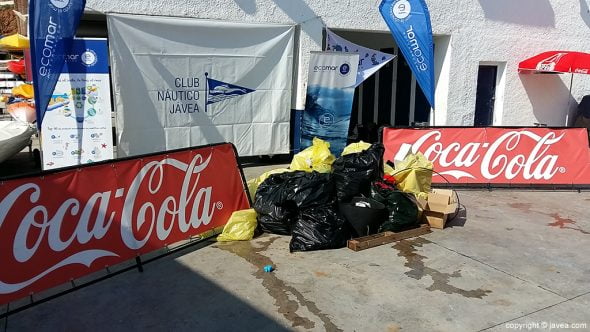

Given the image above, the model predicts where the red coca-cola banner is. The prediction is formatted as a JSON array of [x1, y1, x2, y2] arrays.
[[0, 143, 250, 305], [382, 127, 590, 185]]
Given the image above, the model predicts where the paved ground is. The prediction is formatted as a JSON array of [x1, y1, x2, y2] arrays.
[[1, 165, 590, 331]]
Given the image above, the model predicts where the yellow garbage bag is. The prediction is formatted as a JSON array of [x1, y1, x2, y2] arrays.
[[290, 137, 335, 173], [12, 84, 34, 99], [217, 209, 258, 241], [393, 152, 433, 200], [384, 163, 395, 176], [341, 141, 371, 155], [247, 168, 293, 200]]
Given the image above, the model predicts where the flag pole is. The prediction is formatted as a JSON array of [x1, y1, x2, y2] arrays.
[[204, 72, 208, 113]]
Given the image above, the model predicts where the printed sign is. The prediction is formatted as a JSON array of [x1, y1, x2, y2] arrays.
[[0, 143, 250, 305], [41, 38, 114, 170], [301, 52, 359, 156], [382, 127, 590, 184], [107, 14, 294, 157]]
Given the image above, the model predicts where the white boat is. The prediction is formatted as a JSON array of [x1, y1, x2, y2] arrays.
[[7, 101, 36, 123], [0, 121, 34, 164]]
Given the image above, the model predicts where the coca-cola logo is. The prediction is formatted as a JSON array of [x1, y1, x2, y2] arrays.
[[0, 153, 223, 294], [535, 53, 566, 72], [392, 130, 565, 180]]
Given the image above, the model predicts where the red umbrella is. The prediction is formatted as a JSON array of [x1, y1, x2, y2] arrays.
[[518, 51, 590, 74], [518, 51, 590, 126]]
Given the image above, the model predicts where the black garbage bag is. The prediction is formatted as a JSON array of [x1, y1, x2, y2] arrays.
[[332, 143, 385, 202], [288, 172, 335, 209], [339, 197, 388, 237], [290, 205, 350, 252], [370, 181, 419, 232], [254, 171, 335, 235]]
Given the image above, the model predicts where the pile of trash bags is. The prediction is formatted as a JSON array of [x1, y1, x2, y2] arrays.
[[219, 138, 433, 252]]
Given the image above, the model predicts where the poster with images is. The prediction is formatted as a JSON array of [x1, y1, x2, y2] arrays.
[[300, 52, 359, 156], [41, 38, 114, 170]]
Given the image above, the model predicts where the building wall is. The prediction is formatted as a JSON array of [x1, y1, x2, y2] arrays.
[[88, 0, 590, 126]]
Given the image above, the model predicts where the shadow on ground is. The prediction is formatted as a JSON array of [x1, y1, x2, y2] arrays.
[[3, 243, 289, 331], [445, 205, 467, 228]]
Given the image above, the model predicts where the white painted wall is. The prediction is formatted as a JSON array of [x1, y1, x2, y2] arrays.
[[87, 0, 590, 126]]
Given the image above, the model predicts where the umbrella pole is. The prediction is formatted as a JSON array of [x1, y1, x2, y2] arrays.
[[565, 73, 574, 126]]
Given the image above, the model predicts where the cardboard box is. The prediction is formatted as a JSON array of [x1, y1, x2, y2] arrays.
[[416, 196, 428, 220], [423, 189, 458, 229]]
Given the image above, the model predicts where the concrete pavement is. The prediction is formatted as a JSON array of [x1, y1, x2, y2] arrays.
[[1, 167, 589, 331]]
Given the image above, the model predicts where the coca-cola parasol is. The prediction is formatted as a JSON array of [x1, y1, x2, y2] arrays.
[[519, 51, 590, 126], [518, 51, 590, 74]]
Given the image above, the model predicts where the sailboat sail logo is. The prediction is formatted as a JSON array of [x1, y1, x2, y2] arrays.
[[536, 53, 567, 72], [205, 73, 255, 113]]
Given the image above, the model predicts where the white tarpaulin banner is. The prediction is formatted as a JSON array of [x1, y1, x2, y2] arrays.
[[107, 14, 294, 157], [325, 29, 395, 87]]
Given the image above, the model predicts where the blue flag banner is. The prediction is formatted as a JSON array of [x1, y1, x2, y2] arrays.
[[379, 0, 435, 108], [29, 0, 86, 129], [205, 74, 255, 111]]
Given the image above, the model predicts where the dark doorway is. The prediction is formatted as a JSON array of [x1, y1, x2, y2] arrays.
[[474, 65, 498, 126], [377, 47, 395, 126], [414, 82, 430, 124], [395, 54, 412, 126]]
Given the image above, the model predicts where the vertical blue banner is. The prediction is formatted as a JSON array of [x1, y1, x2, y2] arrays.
[[380, 0, 435, 108], [300, 52, 359, 156], [29, 0, 86, 129]]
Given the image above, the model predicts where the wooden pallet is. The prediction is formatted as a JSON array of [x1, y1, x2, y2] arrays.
[[347, 224, 431, 252]]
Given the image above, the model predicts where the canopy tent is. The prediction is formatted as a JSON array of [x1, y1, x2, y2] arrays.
[[519, 51, 590, 125], [0, 33, 29, 50]]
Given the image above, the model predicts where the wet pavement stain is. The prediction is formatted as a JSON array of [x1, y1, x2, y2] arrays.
[[215, 237, 342, 331], [508, 204, 589, 235], [508, 202, 532, 212], [547, 214, 590, 235], [393, 238, 492, 299]]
